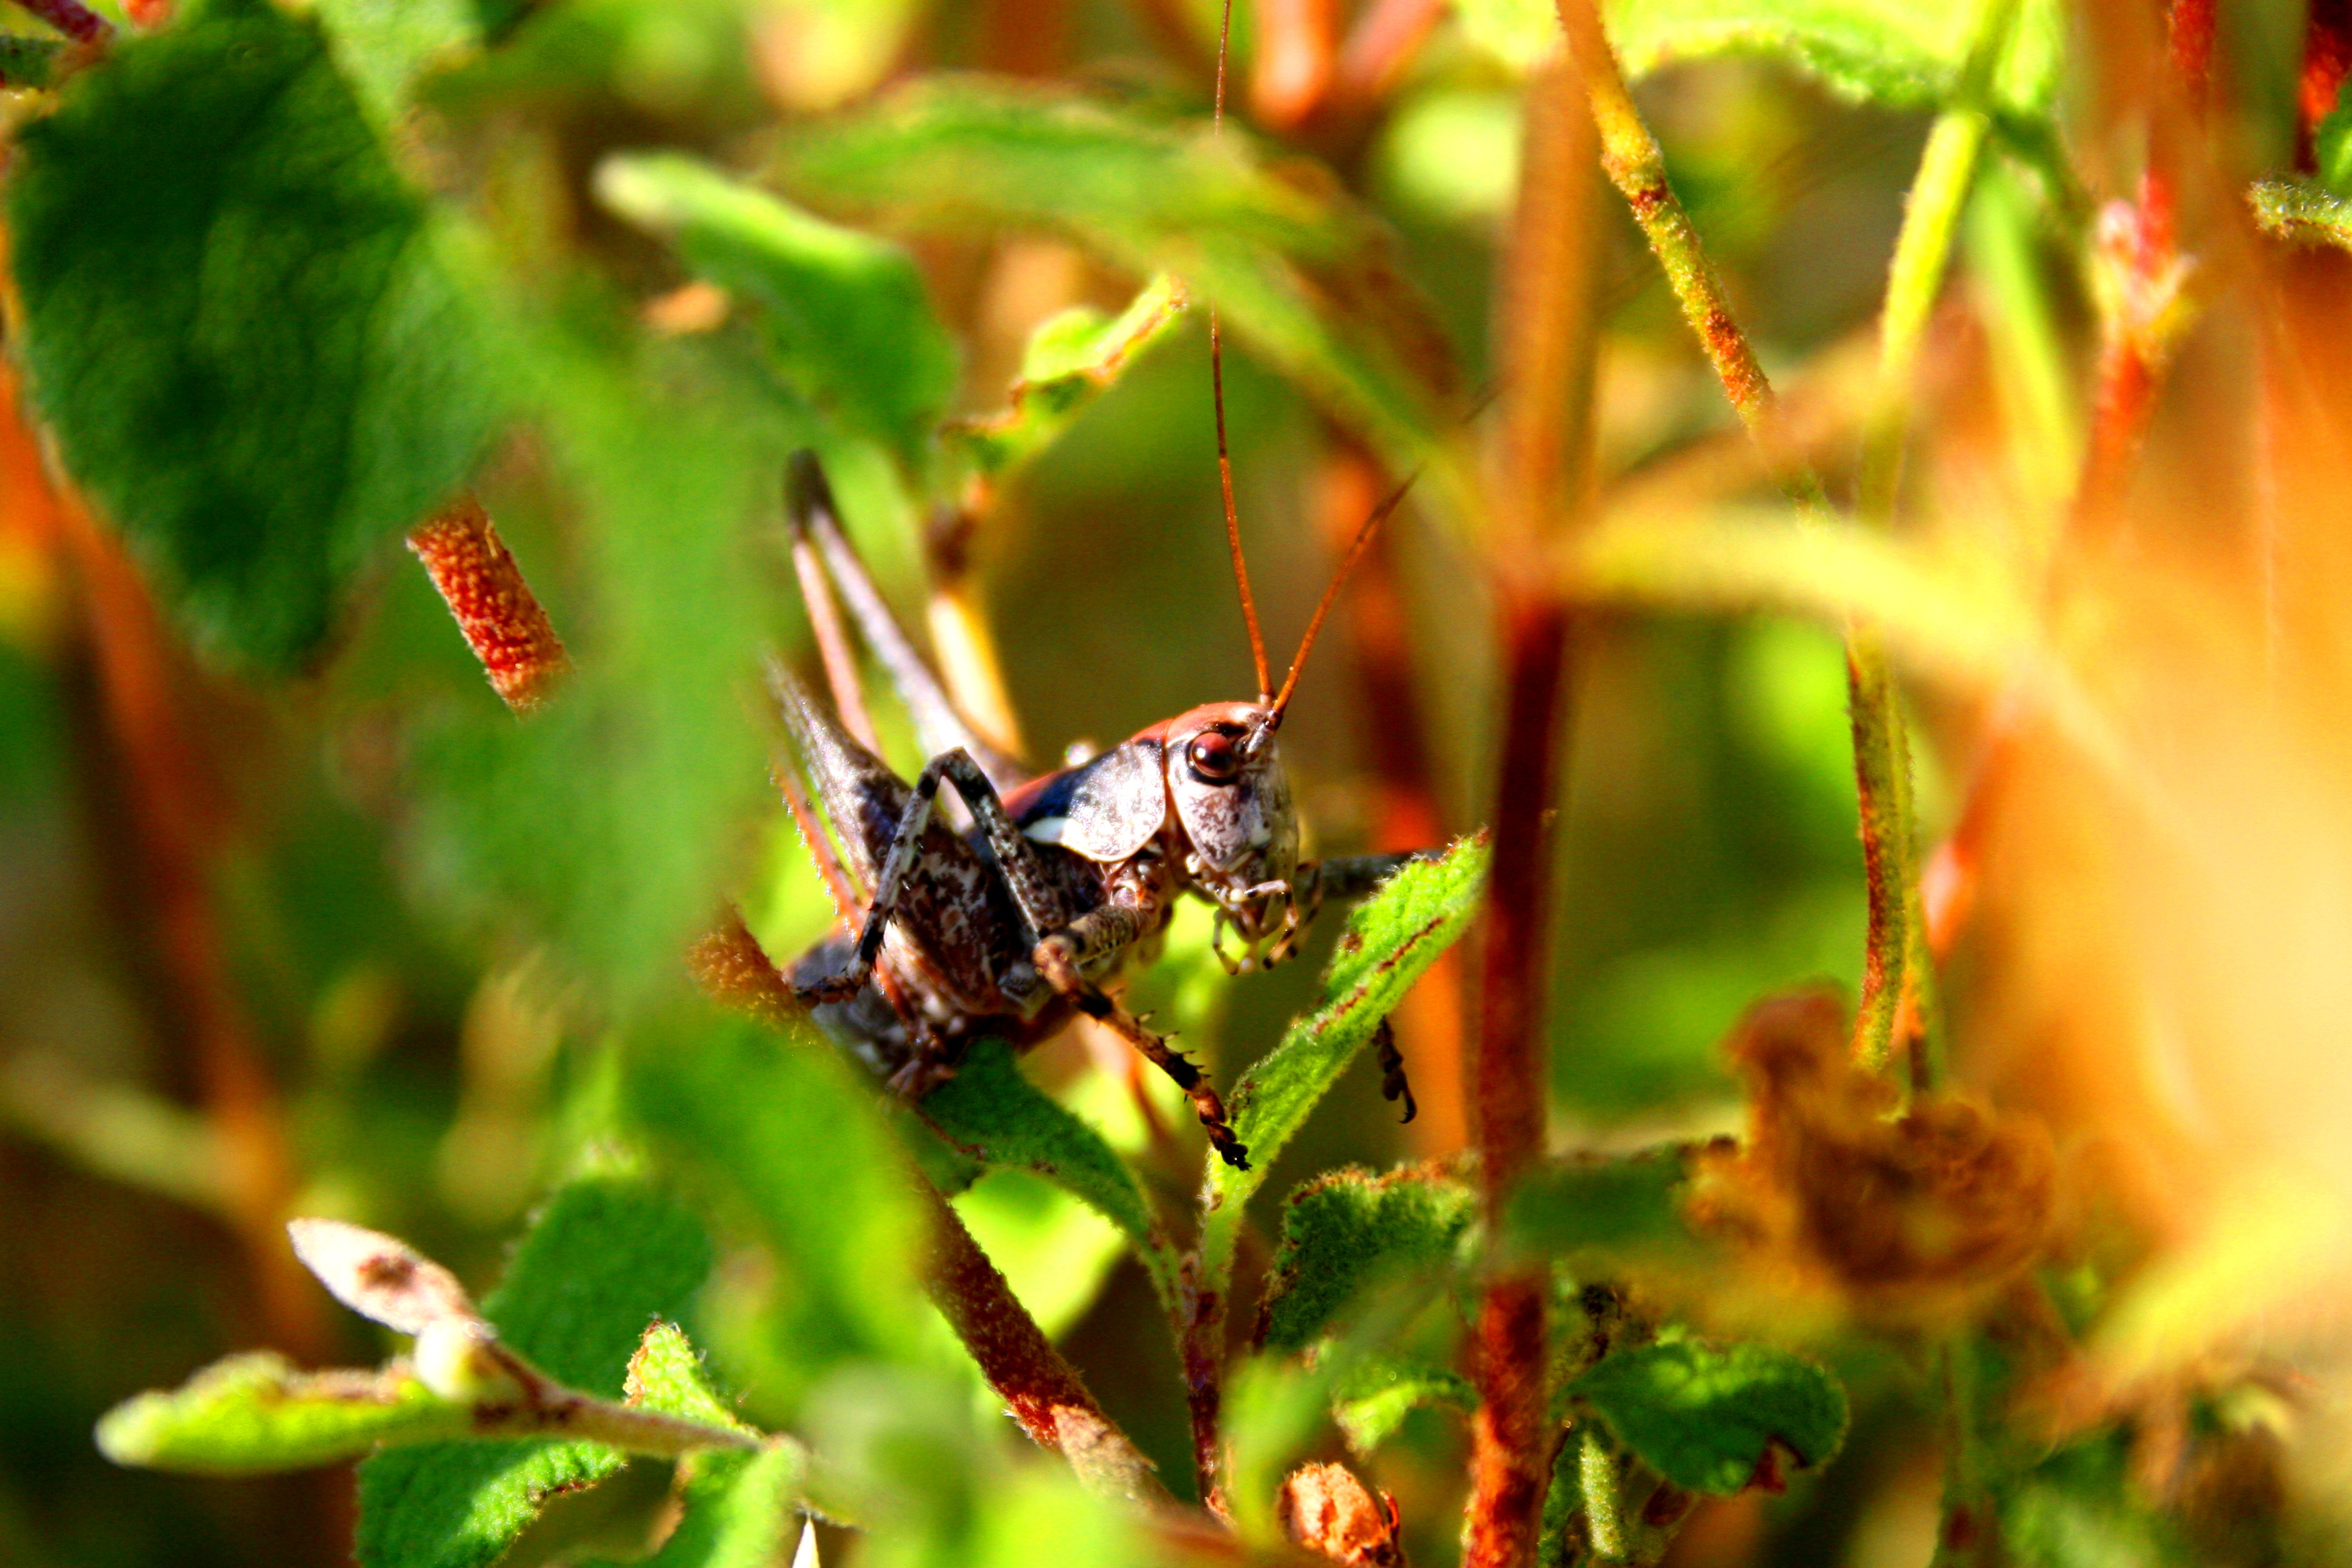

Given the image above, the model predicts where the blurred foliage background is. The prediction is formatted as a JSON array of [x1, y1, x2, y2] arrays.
[[7, 0, 2352, 1561]]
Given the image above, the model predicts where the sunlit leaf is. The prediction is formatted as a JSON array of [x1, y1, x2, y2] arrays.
[[1457, 0, 2059, 117], [1571, 1337, 1847, 1496], [1198, 835, 1489, 1285], [356, 1173, 712, 1568], [2249, 177, 2352, 252], [946, 275, 1188, 481], [626, 1322, 756, 1435], [597, 152, 957, 475], [1258, 1165, 1475, 1353], [920, 1038, 1180, 1314], [773, 78, 1458, 476], [5, 0, 503, 669], [97, 1356, 469, 1475], [591, 1444, 806, 1568]]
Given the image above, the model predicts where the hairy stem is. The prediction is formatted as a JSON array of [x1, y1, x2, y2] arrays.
[[926, 1185, 1169, 1502], [1556, 0, 1927, 1077], [1465, 58, 1596, 1568], [407, 495, 571, 713]]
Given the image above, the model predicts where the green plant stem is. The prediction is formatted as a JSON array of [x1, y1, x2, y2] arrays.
[[1555, 0, 1930, 1079], [1577, 1428, 1624, 1561]]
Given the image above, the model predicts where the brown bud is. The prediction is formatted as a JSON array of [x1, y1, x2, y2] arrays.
[[1277, 1461, 1406, 1567]]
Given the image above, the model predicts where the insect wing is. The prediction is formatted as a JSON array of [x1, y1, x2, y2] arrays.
[[1012, 740, 1167, 863]]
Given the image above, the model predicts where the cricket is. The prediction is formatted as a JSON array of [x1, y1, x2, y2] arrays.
[[770, 447, 1425, 1173]]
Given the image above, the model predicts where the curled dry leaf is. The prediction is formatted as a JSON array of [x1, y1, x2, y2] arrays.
[[1687, 989, 2057, 1318], [286, 1218, 479, 1335], [1278, 1461, 1407, 1566]]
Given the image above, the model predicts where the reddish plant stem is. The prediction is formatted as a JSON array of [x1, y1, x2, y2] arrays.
[[1465, 58, 1595, 1568], [19, 0, 109, 42], [2298, 0, 2352, 169], [924, 1183, 1170, 1501], [48, 468, 325, 1361], [407, 496, 571, 714]]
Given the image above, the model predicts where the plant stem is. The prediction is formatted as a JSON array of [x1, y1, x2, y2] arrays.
[[19, 0, 109, 43], [1554, 0, 1926, 1078], [925, 1185, 1170, 1502], [407, 495, 572, 713], [1465, 58, 1596, 1568]]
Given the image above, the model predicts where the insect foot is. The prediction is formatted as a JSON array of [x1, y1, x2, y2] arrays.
[[1041, 934, 1251, 1169], [1372, 1018, 1417, 1125]]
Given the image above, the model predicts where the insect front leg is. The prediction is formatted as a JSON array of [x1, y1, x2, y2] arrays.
[[1033, 903, 1252, 1171]]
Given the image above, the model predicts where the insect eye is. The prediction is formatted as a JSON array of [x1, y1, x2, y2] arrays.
[[1187, 730, 1241, 784]]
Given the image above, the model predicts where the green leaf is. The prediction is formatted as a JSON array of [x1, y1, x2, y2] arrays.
[[920, 1038, 1179, 1315], [596, 152, 957, 475], [97, 1356, 469, 1475], [946, 275, 1187, 481], [1500, 1147, 1708, 1273], [1198, 834, 1489, 1285], [1455, 0, 2057, 115], [409, 323, 782, 1012], [6, 0, 502, 669], [356, 1173, 712, 1568], [773, 79, 1458, 478], [1258, 1165, 1475, 1354], [1331, 1355, 1475, 1453], [624, 1444, 805, 1568], [2250, 177, 2352, 252], [626, 1322, 756, 1436], [313, 0, 480, 124], [1571, 1338, 1848, 1497], [624, 1004, 930, 1411]]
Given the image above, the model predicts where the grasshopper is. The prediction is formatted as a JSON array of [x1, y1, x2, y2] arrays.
[[772, 448, 1423, 1171]]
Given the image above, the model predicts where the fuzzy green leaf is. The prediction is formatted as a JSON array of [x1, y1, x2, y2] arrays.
[[97, 1356, 469, 1475], [2250, 177, 2352, 252], [947, 275, 1187, 479], [356, 1174, 712, 1568], [1199, 834, 1489, 1283], [625, 1005, 930, 1409], [921, 1038, 1180, 1315], [5, 0, 501, 669], [1571, 1339, 1848, 1497], [1457, 0, 2057, 115], [631, 1444, 806, 1568], [773, 79, 1457, 476], [1259, 1166, 1475, 1354], [596, 152, 957, 474], [626, 1322, 755, 1435]]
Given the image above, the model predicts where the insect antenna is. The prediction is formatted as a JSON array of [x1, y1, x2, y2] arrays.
[[1210, 0, 1272, 705], [1267, 469, 1418, 722]]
